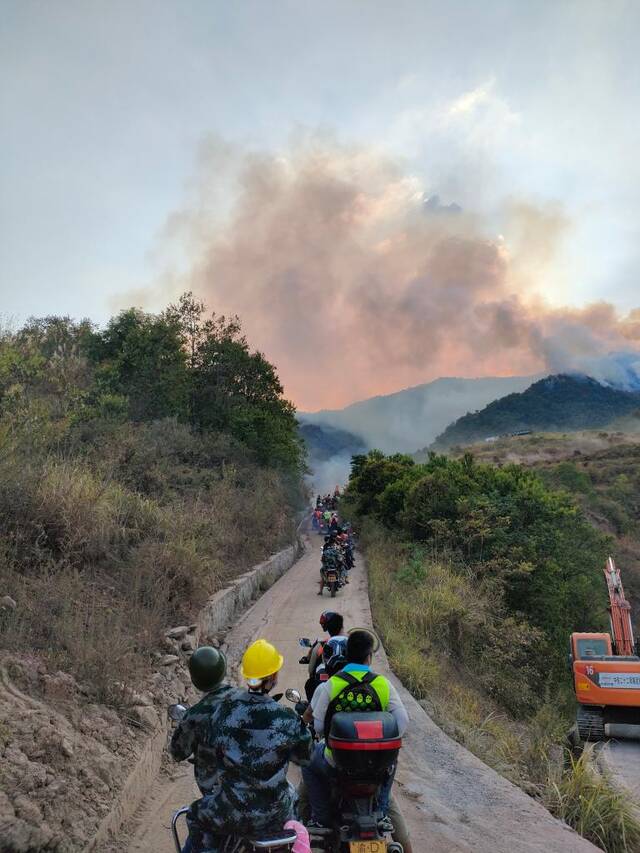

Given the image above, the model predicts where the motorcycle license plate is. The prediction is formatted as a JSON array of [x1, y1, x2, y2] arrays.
[[349, 842, 387, 853], [327, 573, 337, 581]]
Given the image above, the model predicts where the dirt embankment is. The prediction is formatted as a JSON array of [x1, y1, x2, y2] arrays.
[[120, 534, 598, 853], [0, 649, 189, 851], [0, 545, 300, 852]]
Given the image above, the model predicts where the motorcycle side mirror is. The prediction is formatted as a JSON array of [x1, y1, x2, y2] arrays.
[[168, 703, 188, 722], [298, 637, 312, 648], [285, 688, 302, 704]]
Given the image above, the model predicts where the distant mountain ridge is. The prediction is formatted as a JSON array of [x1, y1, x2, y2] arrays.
[[300, 374, 539, 453], [298, 421, 367, 464], [432, 374, 640, 449]]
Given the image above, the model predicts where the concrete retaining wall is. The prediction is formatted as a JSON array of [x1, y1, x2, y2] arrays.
[[88, 537, 303, 850], [197, 544, 299, 641]]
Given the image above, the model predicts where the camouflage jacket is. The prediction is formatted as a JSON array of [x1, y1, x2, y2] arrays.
[[321, 545, 343, 572], [170, 683, 239, 794], [188, 689, 312, 837]]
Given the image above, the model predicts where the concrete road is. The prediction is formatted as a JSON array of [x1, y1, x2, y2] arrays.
[[125, 535, 598, 853]]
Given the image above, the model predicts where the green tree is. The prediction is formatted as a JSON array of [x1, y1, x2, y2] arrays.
[[89, 308, 188, 421]]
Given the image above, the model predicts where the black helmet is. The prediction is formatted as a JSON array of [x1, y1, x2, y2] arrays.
[[189, 646, 227, 691], [323, 636, 348, 675]]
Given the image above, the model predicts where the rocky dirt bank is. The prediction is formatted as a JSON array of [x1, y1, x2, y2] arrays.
[[0, 544, 300, 852]]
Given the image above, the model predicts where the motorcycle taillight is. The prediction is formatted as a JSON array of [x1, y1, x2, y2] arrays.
[[341, 780, 379, 797]]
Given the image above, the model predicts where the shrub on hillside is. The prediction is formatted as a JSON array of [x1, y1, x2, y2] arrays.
[[348, 450, 609, 679], [0, 299, 304, 707]]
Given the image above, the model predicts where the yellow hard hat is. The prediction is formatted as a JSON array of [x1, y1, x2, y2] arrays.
[[241, 639, 284, 684]]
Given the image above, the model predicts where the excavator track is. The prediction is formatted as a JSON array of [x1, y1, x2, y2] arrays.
[[577, 705, 605, 741]]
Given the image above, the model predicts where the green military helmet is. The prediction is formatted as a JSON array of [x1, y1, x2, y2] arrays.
[[189, 645, 227, 691]]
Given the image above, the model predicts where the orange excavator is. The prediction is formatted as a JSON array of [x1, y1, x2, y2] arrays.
[[570, 557, 640, 740]]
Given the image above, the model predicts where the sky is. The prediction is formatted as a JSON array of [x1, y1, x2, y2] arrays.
[[2, 0, 640, 408]]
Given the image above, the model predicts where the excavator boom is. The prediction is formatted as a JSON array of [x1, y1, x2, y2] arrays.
[[605, 557, 635, 656]]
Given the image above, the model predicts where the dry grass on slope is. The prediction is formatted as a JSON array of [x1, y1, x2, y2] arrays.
[[546, 749, 640, 853], [450, 429, 640, 468], [0, 420, 295, 707]]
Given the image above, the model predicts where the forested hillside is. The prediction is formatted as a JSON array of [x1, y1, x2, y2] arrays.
[[0, 293, 304, 702], [456, 429, 640, 627], [432, 375, 640, 449]]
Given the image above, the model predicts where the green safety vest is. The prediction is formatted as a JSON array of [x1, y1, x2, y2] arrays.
[[323, 668, 390, 760]]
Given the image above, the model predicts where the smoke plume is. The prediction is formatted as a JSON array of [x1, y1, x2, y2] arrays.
[[160, 137, 640, 411]]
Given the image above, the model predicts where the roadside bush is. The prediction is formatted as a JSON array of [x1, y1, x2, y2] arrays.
[[364, 526, 544, 718], [347, 450, 609, 678]]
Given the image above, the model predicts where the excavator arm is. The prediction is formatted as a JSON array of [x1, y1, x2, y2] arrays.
[[604, 556, 636, 656]]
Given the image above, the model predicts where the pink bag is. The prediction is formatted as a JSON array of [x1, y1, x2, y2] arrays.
[[284, 819, 311, 853]]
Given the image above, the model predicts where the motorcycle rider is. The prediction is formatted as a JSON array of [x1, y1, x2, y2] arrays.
[[170, 646, 237, 795], [337, 530, 355, 570], [185, 639, 312, 851], [301, 630, 409, 834], [320, 533, 346, 594], [304, 611, 348, 700]]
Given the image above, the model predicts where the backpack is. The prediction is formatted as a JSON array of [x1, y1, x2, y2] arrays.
[[322, 636, 348, 677], [324, 671, 383, 737]]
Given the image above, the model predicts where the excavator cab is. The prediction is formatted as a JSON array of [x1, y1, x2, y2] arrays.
[[571, 559, 640, 741], [571, 634, 612, 660]]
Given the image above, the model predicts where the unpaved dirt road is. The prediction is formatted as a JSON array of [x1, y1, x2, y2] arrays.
[[125, 535, 597, 853]]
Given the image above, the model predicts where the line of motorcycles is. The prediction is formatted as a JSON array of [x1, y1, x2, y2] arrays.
[[169, 682, 403, 852], [169, 512, 401, 852]]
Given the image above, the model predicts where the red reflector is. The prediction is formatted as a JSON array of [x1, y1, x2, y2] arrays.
[[328, 738, 402, 751], [354, 720, 384, 740], [319, 674, 329, 681]]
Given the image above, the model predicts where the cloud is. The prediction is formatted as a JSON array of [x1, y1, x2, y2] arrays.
[[446, 81, 495, 117], [440, 78, 521, 148], [154, 135, 640, 410]]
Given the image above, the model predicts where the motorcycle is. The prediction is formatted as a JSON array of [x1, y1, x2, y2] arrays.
[[285, 689, 404, 853], [319, 565, 342, 598]]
